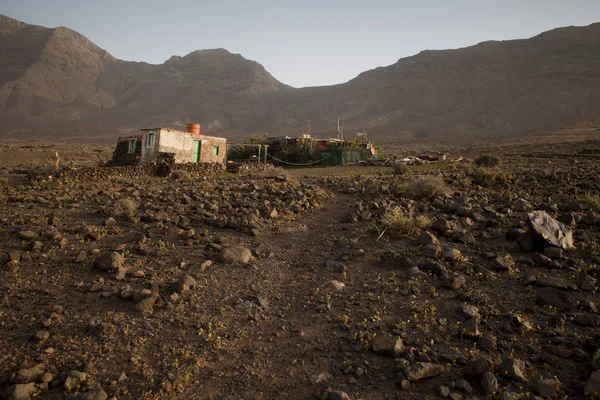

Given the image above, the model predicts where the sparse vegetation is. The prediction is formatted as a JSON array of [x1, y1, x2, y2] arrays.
[[474, 154, 501, 167], [405, 175, 449, 199], [393, 163, 410, 176], [1, 139, 600, 400], [581, 191, 600, 210], [0, 177, 8, 187], [170, 170, 191, 180], [379, 207, 431, 237], [113, 198, 138, 220]]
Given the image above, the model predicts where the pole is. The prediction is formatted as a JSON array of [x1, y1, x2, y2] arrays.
[[257, 145, 261, 163], [264, 145, 268, 163], [54, 152, 60, 173]]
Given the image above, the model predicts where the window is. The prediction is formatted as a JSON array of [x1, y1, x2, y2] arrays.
[[146, 132, 156, 148], [127, 139, 136, 154], [213, 145, 219, 155]]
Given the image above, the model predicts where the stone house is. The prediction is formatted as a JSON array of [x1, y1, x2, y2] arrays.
[[110, 124, 227, 166]]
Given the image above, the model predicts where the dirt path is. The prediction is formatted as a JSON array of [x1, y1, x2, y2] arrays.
[[181, 184, 425, 400]]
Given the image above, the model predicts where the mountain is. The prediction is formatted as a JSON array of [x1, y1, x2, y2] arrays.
[[1, 13, 599, 142]]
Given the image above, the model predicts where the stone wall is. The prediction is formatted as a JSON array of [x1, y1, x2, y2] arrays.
[[56, 162, 225, 183], [109, 137, 141, 166]]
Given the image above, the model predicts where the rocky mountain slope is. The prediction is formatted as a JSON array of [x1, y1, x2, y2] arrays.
[[1, 13, 599, 142]]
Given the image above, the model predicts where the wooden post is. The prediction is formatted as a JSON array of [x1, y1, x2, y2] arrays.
[[54, 152, 60, 173], [264, 145, 268, 163], [257, 145, 261, 163]]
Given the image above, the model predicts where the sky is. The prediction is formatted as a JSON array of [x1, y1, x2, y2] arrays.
[[1, 0, 599, 88]]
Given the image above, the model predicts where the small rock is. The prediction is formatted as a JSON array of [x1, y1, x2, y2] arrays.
[[422, 243, 440, 258], [420, 260, 447, 276], [532, 378, 558, 397], [543, 247, 563, 259], [419, 231, 440, 247], [585, 371, 600, 395], [13, 364, 46, 383], [536, 287, 572, 310], [460, 318, 480, 339], [75, 251, 87, 263], [534, 276, 577, 290], [3, 383, 36, 400], [480, 372, 498, 396], [463, 358, 490, 380], [406, 362, 444, 381], [33, 330, 50, 342], [75, 388, 108, 400], [442, 272, 466, 290], [579, 274, 597, 291], [574, 314, 600, 327], [219, 246, 252, 265], [371, 333, 403, 357], [94, 252, 125, 271], [492, 253, 515, 271], [64, 376, 80, 392], [115, 266, 128, 281], [136, 295, 158, 314], [437, 386, 450, 397], [328, 280, 346, 291], [18, 231, 36, 240], [179, 275, 197, 292], [498, 358, 526, 381], [327, 390, 351, 400], [8, 251, 21, 263], [461, 304, 480, 319]]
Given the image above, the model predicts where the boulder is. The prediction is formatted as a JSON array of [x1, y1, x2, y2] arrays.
[[527, 211, 574, 250]]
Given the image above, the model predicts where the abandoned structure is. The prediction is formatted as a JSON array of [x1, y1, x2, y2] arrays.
[[267, 137, 376, 166], [110, 124, 227, 166]]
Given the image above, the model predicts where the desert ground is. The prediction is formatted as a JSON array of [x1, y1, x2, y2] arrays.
[[0, 133, 600, 400]]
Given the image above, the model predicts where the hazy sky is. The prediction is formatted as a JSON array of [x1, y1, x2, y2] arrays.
[[1, 0, 599, 87]]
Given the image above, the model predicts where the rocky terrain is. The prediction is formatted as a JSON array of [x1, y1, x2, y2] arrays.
[[1, 13, 600, 142], [1, 138, 599, 400]]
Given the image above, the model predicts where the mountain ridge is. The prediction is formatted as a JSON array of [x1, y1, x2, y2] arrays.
[[1, 13, 599, 142]]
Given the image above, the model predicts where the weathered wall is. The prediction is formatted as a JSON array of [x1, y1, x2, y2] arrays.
[[198, 136, 227, 164], [158, 130, 227, 164], [157, 129, 194, 163], [110, 137, 141, 166], [140, 130, 160, 164], [138, 128, 227, 164]]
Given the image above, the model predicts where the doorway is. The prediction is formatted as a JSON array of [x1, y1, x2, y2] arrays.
[[192, 140, 201, 162]]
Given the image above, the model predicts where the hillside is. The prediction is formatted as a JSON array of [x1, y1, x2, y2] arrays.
[[0, 13, 599, 142]]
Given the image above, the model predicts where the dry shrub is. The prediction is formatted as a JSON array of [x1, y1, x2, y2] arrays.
[[113, 198, 138, 220], [380, 207, 431, 238], [474, 154, 501, 167], [110, 176, 133, 185], [393, 163, 410, 176], [405, 176, 449, 200], [170, 170, 191, 180], [0, 177, 8, 187], [468, 167, 513, 187], [582, 192, 600, 210]]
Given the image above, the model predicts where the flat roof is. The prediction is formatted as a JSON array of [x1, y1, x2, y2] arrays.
[[140, 127, 226, 141]]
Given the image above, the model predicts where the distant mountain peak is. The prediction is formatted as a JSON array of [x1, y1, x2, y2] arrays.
[[1, 13, 600, 143]]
